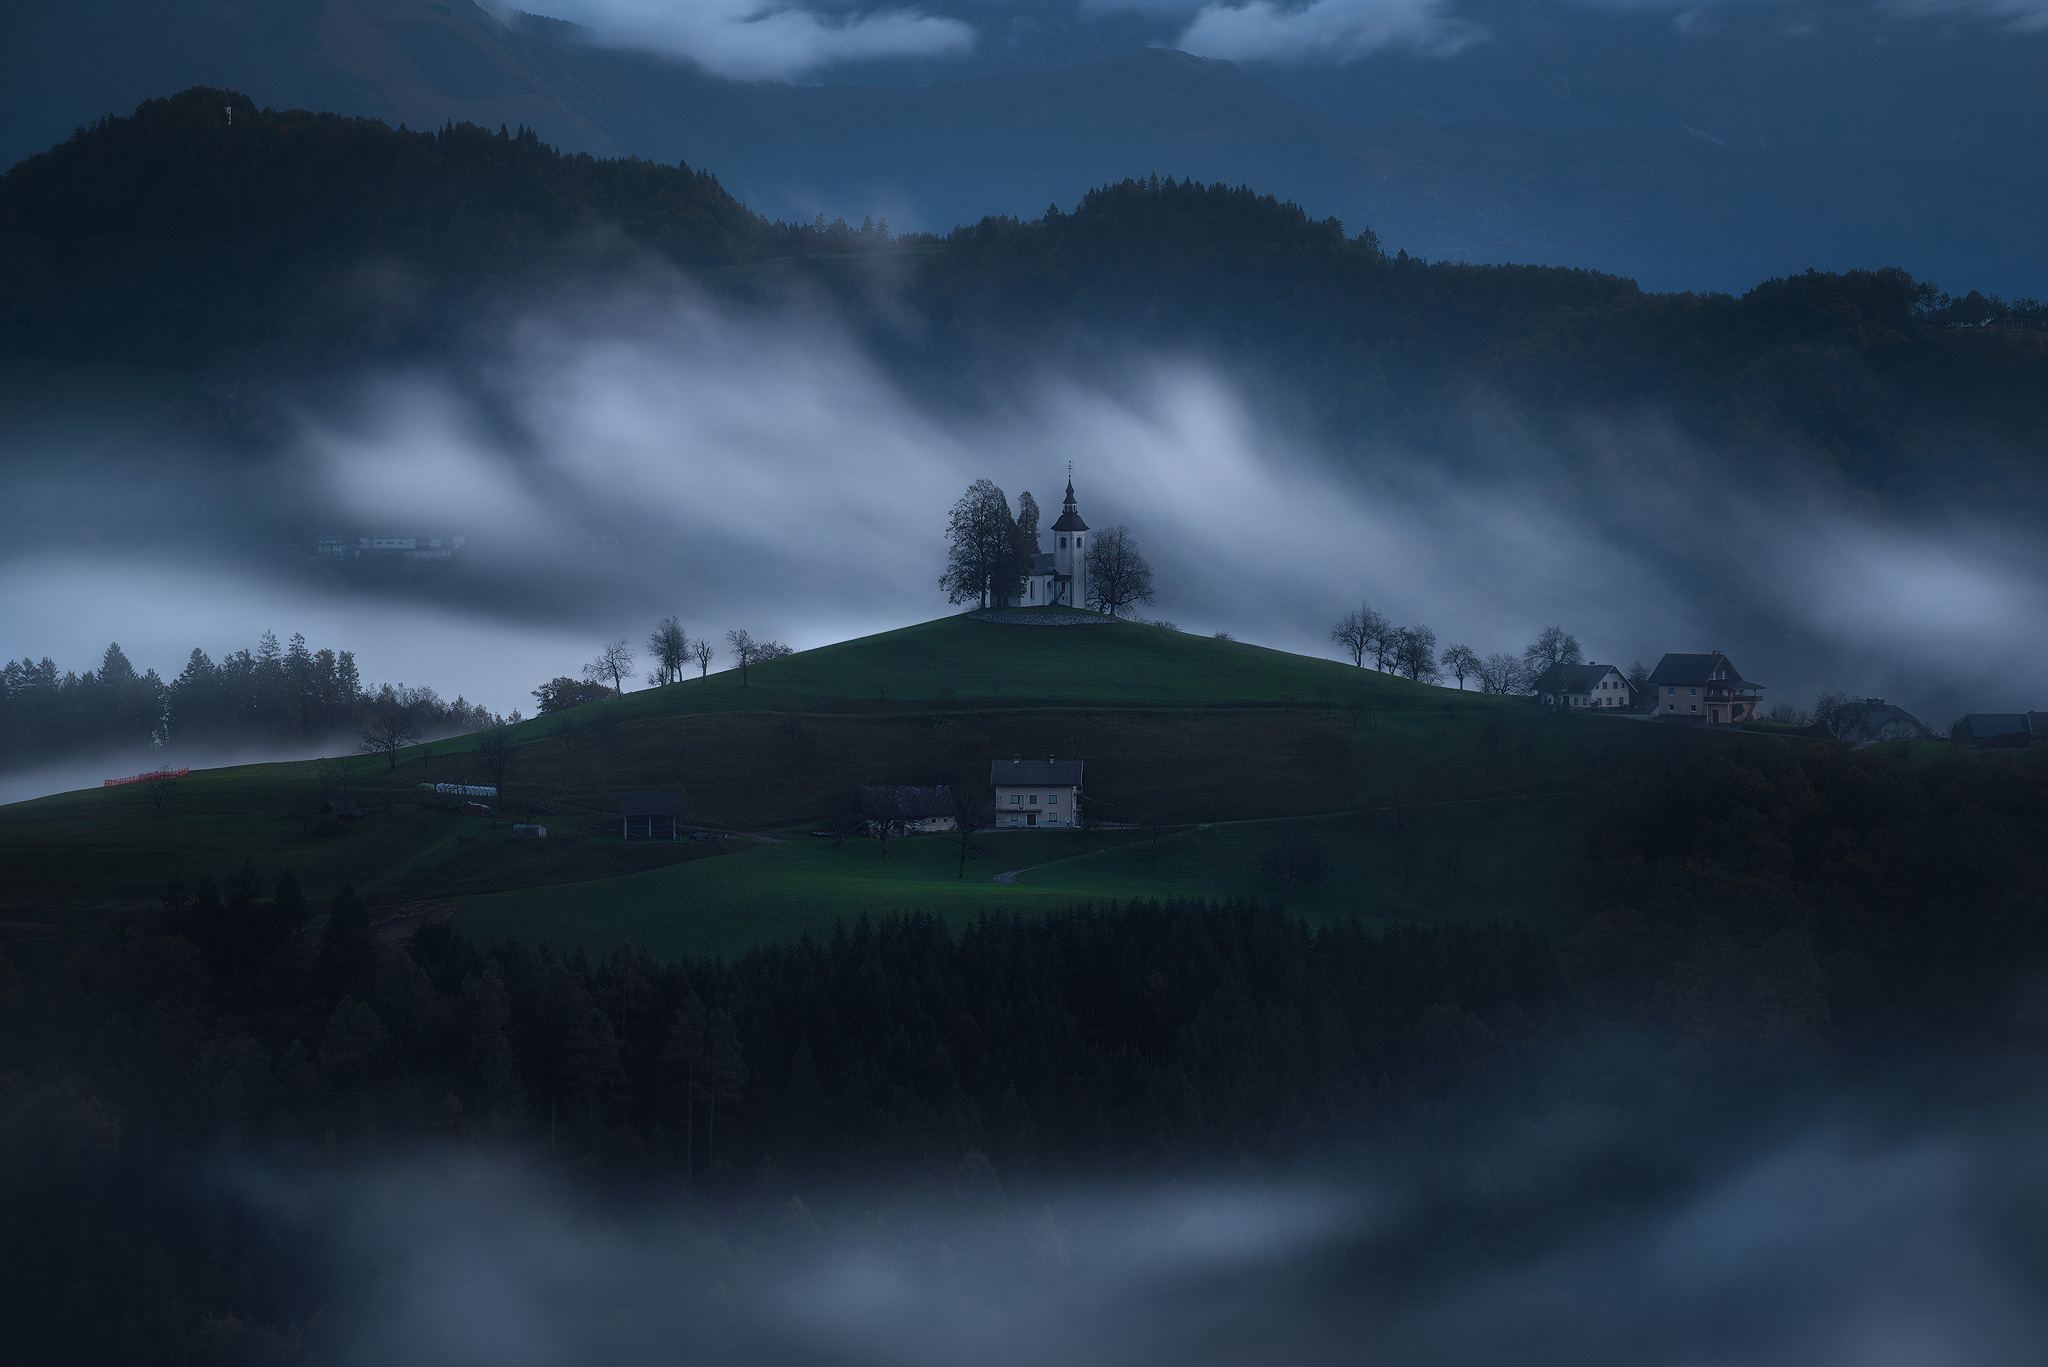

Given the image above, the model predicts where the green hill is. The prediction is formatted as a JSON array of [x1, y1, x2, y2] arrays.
[[0, 611, 1681, 957]]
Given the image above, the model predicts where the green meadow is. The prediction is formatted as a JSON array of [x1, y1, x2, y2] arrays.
[[1, 611, 1683, 957]]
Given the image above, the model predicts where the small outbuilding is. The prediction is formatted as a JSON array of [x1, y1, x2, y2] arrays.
[[620, 792, 682, 839], [1954, 714, 2035, 745], [318, 799, 363, 820], [859, 785, 957, 836]]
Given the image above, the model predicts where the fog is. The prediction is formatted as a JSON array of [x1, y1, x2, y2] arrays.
[[232, 1059, 2048, 1367], [5, 270, 2043, 793], [538, 0, 977, 77]]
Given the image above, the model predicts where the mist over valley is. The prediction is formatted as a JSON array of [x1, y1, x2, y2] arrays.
[[4, 30, 2048, 1367]]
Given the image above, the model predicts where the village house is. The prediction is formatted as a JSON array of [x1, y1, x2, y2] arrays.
[[860, 785, 957, 836], [1954, 714, 2040, 745], [619, 792, 681, 839], [1646, 652, 1765, 724], [992, 757, 1083, 828], [1834, 699, 1935, 744], [1006, 480, 1090, 609], [1531, 662, 1634, 710]]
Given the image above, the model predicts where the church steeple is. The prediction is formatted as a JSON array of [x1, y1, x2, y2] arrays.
[[1050, 470, 1088, 609]]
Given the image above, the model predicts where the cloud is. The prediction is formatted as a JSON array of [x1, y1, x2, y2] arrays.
[[1175, 0, 1479, 63], [1877, 0, 2048, 29], [536, 0, 976, 79]]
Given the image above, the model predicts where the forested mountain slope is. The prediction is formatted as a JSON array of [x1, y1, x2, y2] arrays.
[[3, 92, 2045, 499]]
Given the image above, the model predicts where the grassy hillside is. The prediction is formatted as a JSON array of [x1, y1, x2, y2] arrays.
[[0, 611, 1686, 956]]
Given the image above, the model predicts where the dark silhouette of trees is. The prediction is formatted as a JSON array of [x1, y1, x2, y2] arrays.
[[1331, 604, 1390, 668], [941, 479, 1025, 609], [1441, 643, 1480, 688], [1523, 627, 1583, 674], [647, 617, 689, 686], [690, 637, 716, 679], [1394, 625, 1440, 682], [1085, 524, 1156, 618], [585, 639, 636, 696]]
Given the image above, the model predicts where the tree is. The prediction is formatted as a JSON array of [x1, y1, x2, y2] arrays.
[[950, 780, 993, 879], [1523, 626, 1583, 675], [940, 479, 1023, 609], [1477, 652, 1529, 695], [475, 725, 513, 793], [1086, 525, 1157, 618], [358, 709, 421, 769], [532, 676, 609, 713], [647, 617, 689, 686], [1626, 660, 1652, 711], [584, 639, 635, 696], [703, 1007, 747, 1171], [1812, 691, 1855, 738], [1394, 625, 1440, 682], [690, 638, 716, 679], [1440, 644, 1480, 689], [725, 630, 771, 686], [1331, 606, 1373, 667], [1015, 491, 1042, 553]]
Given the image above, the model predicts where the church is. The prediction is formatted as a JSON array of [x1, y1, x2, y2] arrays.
[[1006, 479, 1090, 609]]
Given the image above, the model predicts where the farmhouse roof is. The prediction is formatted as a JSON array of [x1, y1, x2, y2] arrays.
[[619, 792, 682, 817], [1645, 652, 1760, 689], [1958, 714, 2031, 740], [860, 785, 954, 819], [1836, 700, 1933, 744], [1532, 663, 1620, 695], [991, 758, 1084, 787]]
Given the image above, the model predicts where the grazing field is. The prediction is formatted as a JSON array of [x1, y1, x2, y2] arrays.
[[457, 793, 1583, 960], [1, 611, 1687, 954]]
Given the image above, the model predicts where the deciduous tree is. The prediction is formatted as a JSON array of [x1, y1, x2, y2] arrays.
[[1085, 524, 1157, 618], [1441, 643, 1480, 689]]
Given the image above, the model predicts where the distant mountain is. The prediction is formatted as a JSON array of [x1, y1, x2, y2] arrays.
[[5, 96, 2043, 511], [5, 0, 2046, 294]]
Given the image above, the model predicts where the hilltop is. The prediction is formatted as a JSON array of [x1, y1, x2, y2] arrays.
[[0, 611, 1686, 958]]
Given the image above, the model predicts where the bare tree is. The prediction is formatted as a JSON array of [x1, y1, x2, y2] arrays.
[[690, 637, 715, 679], [1522, 626, 1583, 675], [1394, 624, 1440, 682], [1085, 524, 1157, 618], [359, 711, 421, 770], [475, 725, 513, 793], [584, 639, 636, 696], [1626, 659, 1652, 711], [725, 630, 762, 686], [648, 617, 689, 686], [1812, 690, 1856, 738], [950, 779, 994, 880], [940, 479, 1024, 609], [1477, 652, 1530, 695], [1441, 643, 1480, 689]]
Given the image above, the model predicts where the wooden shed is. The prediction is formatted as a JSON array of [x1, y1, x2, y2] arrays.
[[619, 792, 682, 840]]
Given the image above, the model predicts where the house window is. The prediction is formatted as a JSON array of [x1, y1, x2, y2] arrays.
[[1690, 688, 1697, 696], [1012, 795, 1023, 805], [1047, 793, 1058, 804], [1029, 794, 1038, 805], [1690, 705, 1697, 712], [1059, 536, 1067, 548]]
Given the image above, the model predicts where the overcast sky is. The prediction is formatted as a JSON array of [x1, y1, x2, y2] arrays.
[[524, 0, 2048, 77]]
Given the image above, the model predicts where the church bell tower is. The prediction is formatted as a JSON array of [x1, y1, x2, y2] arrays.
[[1050, 476, 1088, 609]]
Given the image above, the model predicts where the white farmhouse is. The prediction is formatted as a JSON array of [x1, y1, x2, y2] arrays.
[[1530, 662, 1633, 710], [992, 757, 1083, 828]]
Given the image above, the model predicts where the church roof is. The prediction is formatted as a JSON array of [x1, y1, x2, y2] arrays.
[[1051, 481, 1088, 532]]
